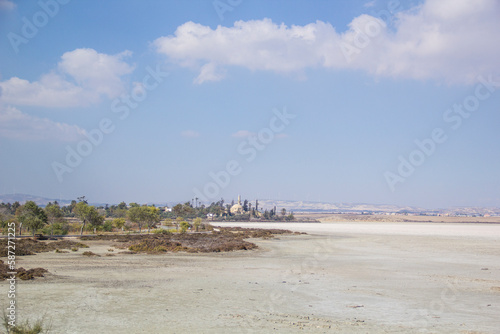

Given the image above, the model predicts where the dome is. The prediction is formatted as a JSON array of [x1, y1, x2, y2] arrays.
[[230, 195, 244, 214], [230, 204, 244, 214]]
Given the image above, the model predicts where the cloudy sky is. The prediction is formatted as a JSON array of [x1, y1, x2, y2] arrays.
[[0, 0, 499, 208]]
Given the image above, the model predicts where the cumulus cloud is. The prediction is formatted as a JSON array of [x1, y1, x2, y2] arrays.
[[0, 48, 134, 107], [0, 105, 86, 141], [181, 130, 200, 138], [154, 0, 500, 85]]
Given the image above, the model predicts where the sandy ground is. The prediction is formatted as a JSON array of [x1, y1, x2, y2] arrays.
[[1, 222, 499, 333]]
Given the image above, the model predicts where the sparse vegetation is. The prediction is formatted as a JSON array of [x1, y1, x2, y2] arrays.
[[1, 260, 48, 281], [2, 311, 50, 334], [0, 239, 89, 257], [81, 227, 295, 254], [82, 251, 100, 257], [153, 228, 172, 235]]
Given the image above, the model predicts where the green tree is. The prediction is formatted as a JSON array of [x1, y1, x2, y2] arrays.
[[17, 201, 47, 237], [127, 206, 144, 233], [172, 204, 183, 217], [88, 207, 105, 233], [113, 218, 126, 231], [193, 217, 202, 232], [44, 202, 64, 235], [144, 206, 160, 233], [179, 221, 190, 233], [281, 208, 287, 217], [74, 202, 104, 235]]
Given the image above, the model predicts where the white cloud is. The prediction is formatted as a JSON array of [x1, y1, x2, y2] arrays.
[[194, 63, 226, 84], [154, 0, 500, 85], [0, 105, 86, 141], [364, 1, 376, 8], [0, 0, 15, 10], [181, 130, 200, 138], [231, 130, 255, 138], [0, 48, 134, 108]]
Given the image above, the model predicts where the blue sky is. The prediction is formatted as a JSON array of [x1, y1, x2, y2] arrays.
[[0, 0, 499, 209]]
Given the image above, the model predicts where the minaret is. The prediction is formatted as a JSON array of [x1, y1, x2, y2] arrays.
[[238, 195, 241, 205]]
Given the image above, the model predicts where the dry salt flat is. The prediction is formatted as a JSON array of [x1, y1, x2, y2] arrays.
[[1, 221, 499, 333]]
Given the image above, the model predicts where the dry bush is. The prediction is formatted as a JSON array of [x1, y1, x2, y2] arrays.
[[0, 239, 89, 257], [0, 260, 48, 280], [82, 251, 100, 257], [79, 227, 297, 255]]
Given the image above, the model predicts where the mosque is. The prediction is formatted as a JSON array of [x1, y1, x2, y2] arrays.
[[230, 195, 245, 215], [229, 195, 262, 218]]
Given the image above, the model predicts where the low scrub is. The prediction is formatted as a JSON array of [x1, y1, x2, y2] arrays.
[[0, 260, 48, 280], [2, 312, 51, 333], [82, 251, 100, 257], [0, 239, 89, 257]]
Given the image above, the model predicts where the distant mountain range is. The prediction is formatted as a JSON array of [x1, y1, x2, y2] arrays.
[[0, 194, 74, 206], [256, 199, 500, 216], [1, 193, 499, 216]]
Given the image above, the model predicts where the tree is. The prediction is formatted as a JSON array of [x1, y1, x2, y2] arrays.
[[193, 217, 202, 232], [127, 206, 144, 233], [144, 206, 160, 233], [113, 218, 126, 231], [88, 207, 105, 233], [11, 201, 21, 214], [17, 201, 47, 237], [281, 208, 287, 217], [44, 203, 64, 235], [74, 202, 104, 235], [179, 221, 190, 233], [172, 204, 183, 217]]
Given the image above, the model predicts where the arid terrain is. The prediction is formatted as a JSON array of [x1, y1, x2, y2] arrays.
[[1, 222, 499, 333]]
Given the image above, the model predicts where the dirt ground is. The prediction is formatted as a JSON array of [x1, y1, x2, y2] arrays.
[[1, 222, 499, 333]]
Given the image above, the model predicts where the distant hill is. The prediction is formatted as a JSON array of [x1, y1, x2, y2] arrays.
[[256, 199, 424, 213], [256, 199, 500, 216], [0, 194, 73, 207], [1, 193, 499, 216]]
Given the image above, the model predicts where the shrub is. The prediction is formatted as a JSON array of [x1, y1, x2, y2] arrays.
[[153, 229, 172, 235], [102, 221, 113, 232], [179, 221, 190, 233], [41, 222, 69, 236], [82, 251, 100, 257], [2, 312, 51, 334]]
